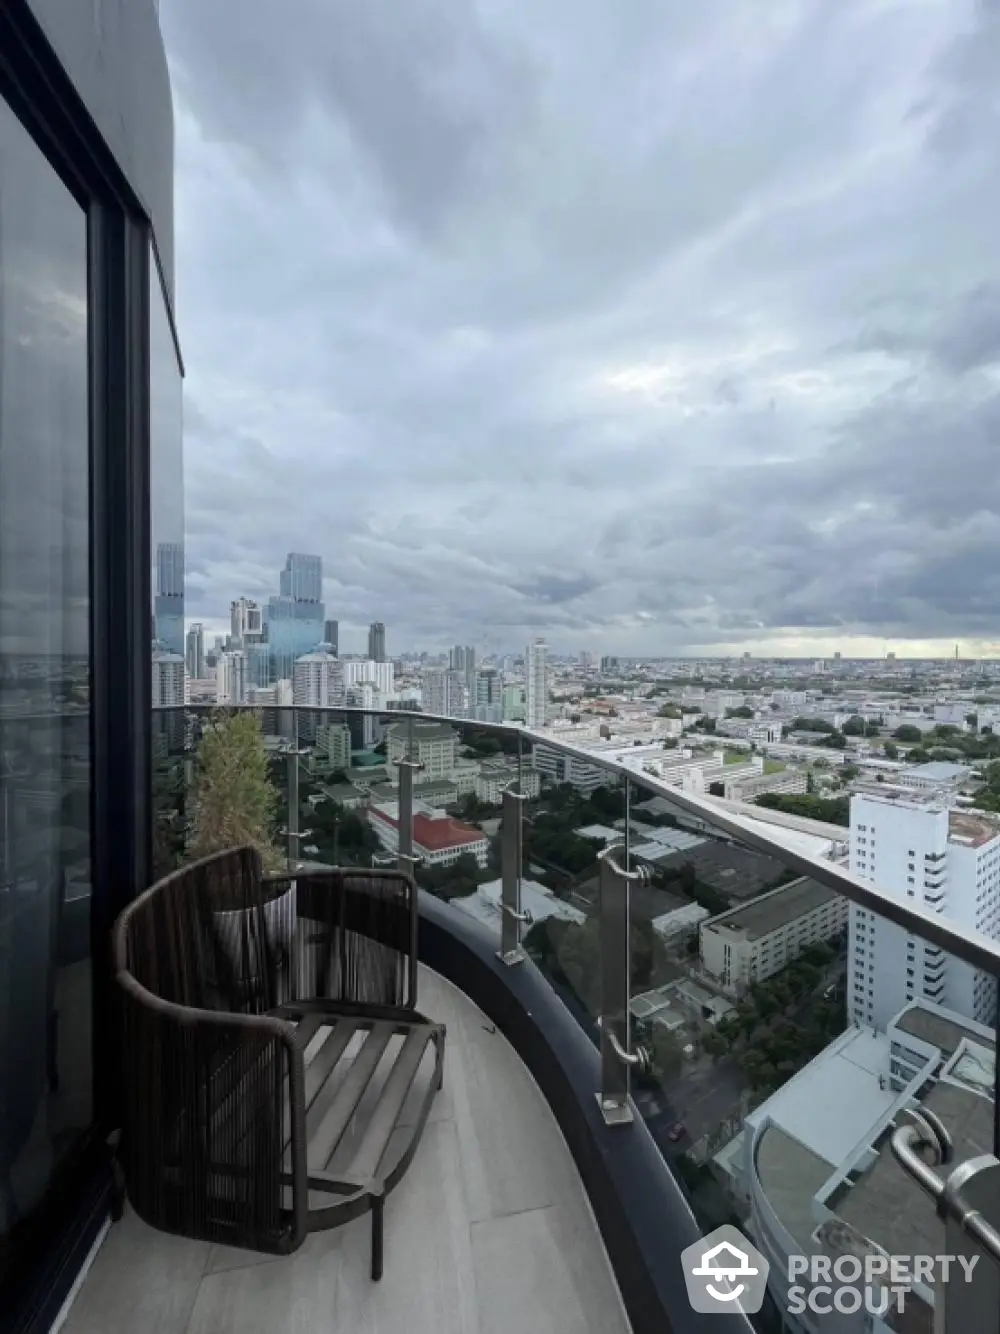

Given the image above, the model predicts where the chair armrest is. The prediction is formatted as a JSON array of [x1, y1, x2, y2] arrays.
[[115, 971, 308, 1253]]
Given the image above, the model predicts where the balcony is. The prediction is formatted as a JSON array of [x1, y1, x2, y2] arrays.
[[62, 964, 631, 1334], [54, 704, 1000, 1333]]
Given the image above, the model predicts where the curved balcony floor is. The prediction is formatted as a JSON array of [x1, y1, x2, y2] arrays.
[[60, 966, 631, 1334]]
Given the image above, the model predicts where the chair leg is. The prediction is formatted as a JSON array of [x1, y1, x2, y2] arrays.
[[371, 1194, 384, 1281]]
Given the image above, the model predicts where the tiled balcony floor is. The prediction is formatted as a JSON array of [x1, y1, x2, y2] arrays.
[[61, 967, 632, 1334]]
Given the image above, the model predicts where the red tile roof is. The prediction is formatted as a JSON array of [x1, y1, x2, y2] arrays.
[[369, 806, 485, 852], [413, 813, 485, 851]]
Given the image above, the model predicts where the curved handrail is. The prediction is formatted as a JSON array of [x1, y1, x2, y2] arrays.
[[152, 702, 1000, 976]]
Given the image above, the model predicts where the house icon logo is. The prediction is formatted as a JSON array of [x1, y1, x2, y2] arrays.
[[680, 1224, 769, 1314]]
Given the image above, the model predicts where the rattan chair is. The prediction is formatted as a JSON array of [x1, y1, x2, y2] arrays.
[[112, 846, 444, 1279]]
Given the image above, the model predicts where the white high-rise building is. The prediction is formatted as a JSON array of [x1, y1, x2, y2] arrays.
[[342, 659, 395, 695], [293, 650, 344, 707], [216, 650, 248, 705], [471, 668, 503, 723], [422, 668, 467, 719], [185, 622, 205, 679], [152, 651, 185, 707], [230, 597, 264, 644], [525, 638, 548, 729], [346, 682, 378, 748], [849, 793, 1000, 1030]]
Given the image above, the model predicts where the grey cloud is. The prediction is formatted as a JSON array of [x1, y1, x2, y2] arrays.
[[160, 0, 1000, 653], [932, 285, 1000, 372], [513, 575, 599, 605]]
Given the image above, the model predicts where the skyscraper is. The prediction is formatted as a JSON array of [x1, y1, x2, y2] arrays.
[[267, 552, 325, 681], [230, 597, 263, 644], [279, 552, 322, 602], [342, 659, 395, 695], [849, 793, 1000, 1030], [185, 622, 205, 680], [153, 540, 184, 655], [526, 638, 548, 728], [152, 651, 185, 707], [423, 667, 467, 718], [472, 668, 502, 723], [368, 621, 386, 662], [324, 619, 339, 656], [216, 650, 248, 705], [293, 650, 344, 707]]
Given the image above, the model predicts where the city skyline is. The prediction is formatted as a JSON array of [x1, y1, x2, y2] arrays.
[[177, 590, 1000, 665], [161, 1, 1000, 660], [170, 542, 1000, 662]]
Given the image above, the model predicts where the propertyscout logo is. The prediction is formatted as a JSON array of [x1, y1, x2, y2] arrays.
[[681, 1225, 981, 1318], [680, 1226, 769, 1314]]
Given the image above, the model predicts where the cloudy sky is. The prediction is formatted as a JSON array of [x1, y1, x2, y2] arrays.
[[161, 0, 1000, 659]]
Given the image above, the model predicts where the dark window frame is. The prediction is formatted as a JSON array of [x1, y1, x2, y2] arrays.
[[0, 3, 174, 1329]]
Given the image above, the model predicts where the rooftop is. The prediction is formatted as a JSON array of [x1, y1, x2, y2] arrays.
[[834, 1079, 994, 1260], [388, 721, 458, 744], [893, 1002, 996, 1055], [748, 1026, 897, 1170], [701, 877, 843, 942], [62, 968, 629, 1334], [754, 1124, 836, 1251], [948, 808, 1000, 848], [574, 823, 622, 844], [453, 878, 587, 929], [907, 761, 972, 782]]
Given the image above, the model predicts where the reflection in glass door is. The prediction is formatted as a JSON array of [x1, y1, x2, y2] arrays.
[[0, 97, 92, 1283]]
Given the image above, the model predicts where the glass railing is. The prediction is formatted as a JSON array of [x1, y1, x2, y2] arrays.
[[152, 703, 1000, 1332]]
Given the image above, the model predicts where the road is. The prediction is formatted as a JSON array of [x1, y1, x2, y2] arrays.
[[635, 1054, 747, 1155]]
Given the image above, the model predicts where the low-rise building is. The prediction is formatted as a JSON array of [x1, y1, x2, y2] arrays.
[[385, 719, 459, 784], [308, 722, 352, 775], [320, 782, 368, 811], [475, 759, 541, 805], [700, 878, 848, 993], [723, 768, 807, 802], [650, 902, 710, 944], [897, 760, 973, 794], [367, 802, 490, 868], [532, 744, 617, 796], [452, 877, 585, 930]]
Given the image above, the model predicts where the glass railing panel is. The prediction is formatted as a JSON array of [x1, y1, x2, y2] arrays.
[[405, 716, 505, 926], [152, 703, 275, 874], [150, 704, 189, 879], [519, 746, 624, 1035], [144, 706, 1000, 1326], [286, 706, 384, 870], [607, 764, 1000, 1331]]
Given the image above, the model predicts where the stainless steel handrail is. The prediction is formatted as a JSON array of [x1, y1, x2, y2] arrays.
[[500, 902, 533, 924], [597, 1016, 650, 1072], [153, 703, 1000, 976], [597, 845, 648, 884], [892, 1114, 1000, 1263]]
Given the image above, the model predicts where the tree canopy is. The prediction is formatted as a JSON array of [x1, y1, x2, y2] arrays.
[[189, 711, 284, 873], [754, 792, 850, 826]]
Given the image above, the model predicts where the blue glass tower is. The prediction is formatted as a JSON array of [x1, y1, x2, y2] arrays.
[[267, 553, 324, 680], [154, 540, 184, 655]]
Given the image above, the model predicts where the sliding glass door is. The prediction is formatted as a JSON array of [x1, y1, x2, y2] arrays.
[[0, 93, 92, 1293]]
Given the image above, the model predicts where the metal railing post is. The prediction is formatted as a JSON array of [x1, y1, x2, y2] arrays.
[[395, 751, 422, 877], [498, 783, 530, 965], [280, 743, 311, 871], [891, 1115, 1000, 1330], [597, 846, 649, 1126]]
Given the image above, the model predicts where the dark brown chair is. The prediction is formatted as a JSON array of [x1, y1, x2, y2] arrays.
[[112, 847, 444, 1279]]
